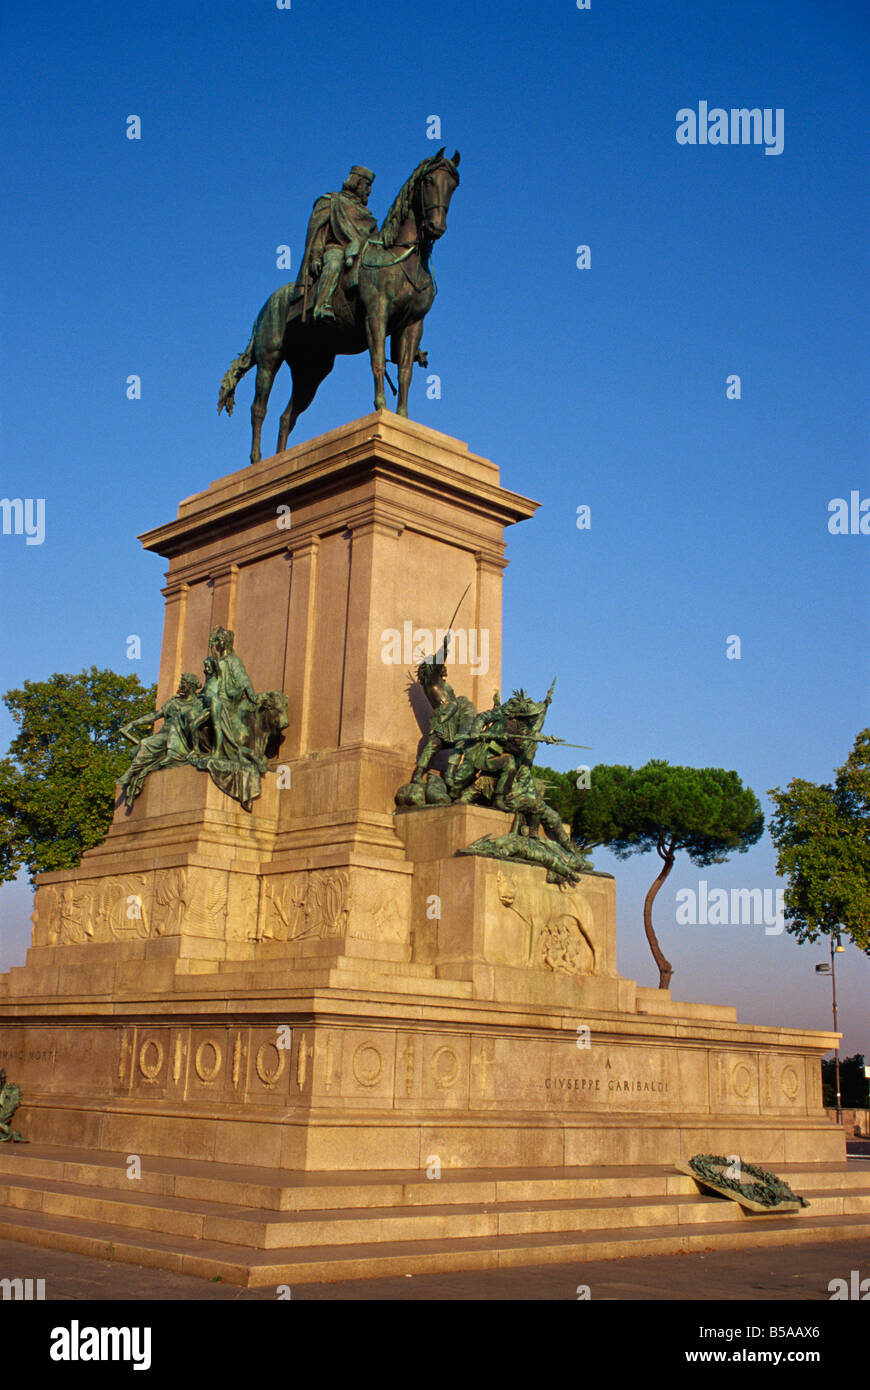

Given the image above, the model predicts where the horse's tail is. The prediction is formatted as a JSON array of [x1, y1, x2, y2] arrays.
[[217, 332, 256, 417]]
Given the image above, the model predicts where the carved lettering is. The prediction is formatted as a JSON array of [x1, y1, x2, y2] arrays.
[[544, 1076, 669, 1094]]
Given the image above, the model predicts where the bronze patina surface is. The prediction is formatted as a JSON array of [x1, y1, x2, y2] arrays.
[[218, 151, 460, 462], [120, 627, 287, 812], [0, 1070, 27, 1142], [396, 643, 589, 883]]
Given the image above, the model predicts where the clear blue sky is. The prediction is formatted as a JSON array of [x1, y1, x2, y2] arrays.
[[2, 0, 867, 1054]]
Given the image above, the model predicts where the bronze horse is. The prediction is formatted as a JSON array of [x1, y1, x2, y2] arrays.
[[218, 150, 460, 464]]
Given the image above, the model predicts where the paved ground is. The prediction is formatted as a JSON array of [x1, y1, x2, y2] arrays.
[[2, 1235, 868, 1300]]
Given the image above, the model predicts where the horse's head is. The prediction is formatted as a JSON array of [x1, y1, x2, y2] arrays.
[[381, 150, 461, 250], [416, 148, 460, 241]]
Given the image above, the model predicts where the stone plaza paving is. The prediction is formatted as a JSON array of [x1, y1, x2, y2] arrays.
[[1, 1230, 867, 1301]]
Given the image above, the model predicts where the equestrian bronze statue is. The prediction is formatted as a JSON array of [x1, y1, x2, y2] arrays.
[[218, 150, 460, 464]]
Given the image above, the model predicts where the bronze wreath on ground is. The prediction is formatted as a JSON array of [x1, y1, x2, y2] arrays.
[[684, 1153, 810, 1211]]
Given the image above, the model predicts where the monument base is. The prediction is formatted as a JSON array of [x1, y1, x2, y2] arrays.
[[0, 996, 846, 1171], [0, 977, 861, 1284], [1, 845, 858, 1283], [0, 417, 860, 1283]]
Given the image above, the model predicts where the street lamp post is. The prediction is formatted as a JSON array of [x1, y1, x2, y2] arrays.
[[815, 935, 846, 1125], [830, 936, 843, 1124]]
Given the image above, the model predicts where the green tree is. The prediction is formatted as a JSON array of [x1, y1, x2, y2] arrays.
[[0, 668, 156, 882], [768, 729, 870, 955], [821, 1054, 868, 1109], [542, 761, 764, 989]]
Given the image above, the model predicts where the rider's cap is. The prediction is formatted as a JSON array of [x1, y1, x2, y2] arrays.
[[350, 166, 375, 183]]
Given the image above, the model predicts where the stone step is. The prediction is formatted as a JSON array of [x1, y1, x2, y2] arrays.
[[0, 1203, 867, 1288], [179, 966, 473, 997], [231, 939, 415, 964], [0, 1146, 863, 1285], [217, 954, 437, 979], [0, 1161, 866, 1251], [207, 1187, 870, 1249], [0, 1147, 861, 1213]]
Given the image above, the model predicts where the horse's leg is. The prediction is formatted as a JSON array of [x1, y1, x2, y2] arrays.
[[276, 353, 335, 451], [395, 320, 423, 419], [365, 303, 389, 412], [250, 356, 280, 465]]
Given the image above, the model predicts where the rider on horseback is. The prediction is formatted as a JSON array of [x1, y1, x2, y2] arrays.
[[218, 150, 460, 462], [297, 165, 378, 321]]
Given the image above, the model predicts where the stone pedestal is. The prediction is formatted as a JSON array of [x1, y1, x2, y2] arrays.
[[0, 415, 850, 1284], [22, 412, 537, 981]]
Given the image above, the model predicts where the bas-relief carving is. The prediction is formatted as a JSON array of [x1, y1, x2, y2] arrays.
[[258, 870, 350, 942], [36, 868, 230, 948], [763, 1057, 804, 1106], [228, 876, 260, 943], [715, 1054, 805, 1107], [731, 1061, 754, 1099], [49, 875, 153, 945], [152, 868, 227, 939], [57, 884, 95, 945], [255, 1039, 286, 1088], [352, 1042, 383, 1087], [400, 1038, 414, 1096], [138, 1037, 164, 1083], [323, 1032, 339, 1092], [39, 880, 99, 945], [350, 872, 408, 943], [152, 869, 186, 938], [430, 1045, 460, 1090], [296, 1033, 313, 1090], [708, 1050, 761, 1106], [36, 862, 403, 955], [495, 871, 596, 975], [118, 1031, 130, 1084], [172, 1034, 186, 1086], [712, 1052, 797, 1107], [232, 1032, 244, 1088], [539, 915, 594, 975], [107, 875, 154, 940], [194, 1039, 223, 1084], [256, 869, 406, 944], [110, 1024, 818, 1122], [471, 1043, 494, 1098], [119, 1026, 297, 1098]]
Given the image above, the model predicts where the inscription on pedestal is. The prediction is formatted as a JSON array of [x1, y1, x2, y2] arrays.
[[0, 1046, 58, 1065], [544, 1076, 670, 1095]]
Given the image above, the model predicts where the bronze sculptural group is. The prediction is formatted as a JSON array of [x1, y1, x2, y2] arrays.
[[120, 628, 287, 812], [218, 150, 460, 463], [395, 635, 589, 884], [0, 1070, 27, 1142]]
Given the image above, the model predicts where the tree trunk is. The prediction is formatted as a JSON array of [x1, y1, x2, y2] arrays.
[[644, 840, 675, 989]]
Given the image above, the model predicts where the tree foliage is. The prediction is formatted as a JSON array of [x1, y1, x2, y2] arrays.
[[768, 729, 870, 955], [821, 1054, 868, 1110], [0, 668, 156, 882], [538, 760, 764, 988]]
